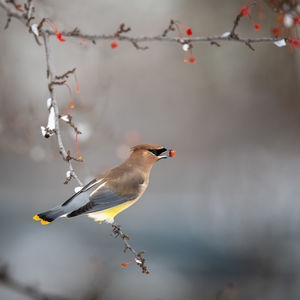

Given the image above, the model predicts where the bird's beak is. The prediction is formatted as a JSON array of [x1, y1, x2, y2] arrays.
[[158, 148, 176, 160]]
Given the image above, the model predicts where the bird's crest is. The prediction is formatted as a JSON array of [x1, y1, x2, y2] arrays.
[[130, 144, 164, 152]]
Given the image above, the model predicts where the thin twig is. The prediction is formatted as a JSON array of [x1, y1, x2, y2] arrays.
[[130, 40, 149, 50], [211, 41, 221, 47], [60, 114, 82, 135], [55, 68, 76, 80], [230, 13, 243, 38], [26, 0, 34, 20], [112, 223, 150, 274], [229, 1, 258, 50], [162, 19, 175, 37]]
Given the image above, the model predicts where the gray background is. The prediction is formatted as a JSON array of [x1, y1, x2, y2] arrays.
[[1, 0, 300, 299]]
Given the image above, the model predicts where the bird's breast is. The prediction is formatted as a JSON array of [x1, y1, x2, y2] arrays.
[[138, 177, 149, 194]]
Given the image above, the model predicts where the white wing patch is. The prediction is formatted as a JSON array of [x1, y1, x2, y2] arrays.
[[89, 181, 106, 197], [87, 178, 104, 190]]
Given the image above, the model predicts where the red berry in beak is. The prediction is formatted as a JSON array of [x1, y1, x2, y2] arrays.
[[169, 150, 176, 157]]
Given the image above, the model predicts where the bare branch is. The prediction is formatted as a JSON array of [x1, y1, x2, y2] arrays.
[[162, 19, 175, 37], [210, 41, 221, 47], [26, 0, 34, 20], [112, 223, 150, 274], [42, 32, 83, 186], [55, 68, 76, 80], [0, 0, 26, 25], [60, 114, 82, 135], [0, 0, 281, 50], [130, 40, 149, 50], [230, 12, 243, 39], [56, 32, 280, 46], [48, 80, 66, 90]]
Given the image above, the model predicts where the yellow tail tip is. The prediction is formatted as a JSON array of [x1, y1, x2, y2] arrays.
[[33, 215, 41, 221], [33, 215, 50, 225], [41, 220, 50, 225]]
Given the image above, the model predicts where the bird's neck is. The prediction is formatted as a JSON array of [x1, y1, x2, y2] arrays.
[[126, 152, 155, 174]]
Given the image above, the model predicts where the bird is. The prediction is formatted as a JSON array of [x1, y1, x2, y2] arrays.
[[33, 144, 176, 225]]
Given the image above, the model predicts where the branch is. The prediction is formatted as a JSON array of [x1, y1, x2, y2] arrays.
[[112, 223, 149, 274], [162, 19, 175, 37], [42, 32, 83, 186], [26, 0, 34, 20], [54, 31, 280, 46], [0, 0, 281, 50], [229, 2, 259, 50], [0, 0, 26, 25]]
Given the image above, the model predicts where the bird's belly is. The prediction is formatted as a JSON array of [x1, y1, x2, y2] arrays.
[[87, 200, 135, 223]]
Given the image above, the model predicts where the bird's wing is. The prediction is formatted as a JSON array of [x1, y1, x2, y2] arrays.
[[67, 172, 144, 218], [61, 178, 100, 207]]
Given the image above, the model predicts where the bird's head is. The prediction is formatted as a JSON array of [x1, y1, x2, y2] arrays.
[[129, 144, 175, 167]]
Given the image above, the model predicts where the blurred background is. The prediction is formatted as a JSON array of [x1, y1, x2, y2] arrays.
[[1, 0, 300, 299]]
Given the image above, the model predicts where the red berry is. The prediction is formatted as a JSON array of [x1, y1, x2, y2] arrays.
[[186, 28, 192, 36], [189, 57, 196, 63], [56, 32, 66, 42], [291, 39, 300, 48], [294, 16, 300, 25], [111, 42, 118, 49], [240, 7, 250, 16], [169, 150, 176, 157], [254, 24, 261, 30], [272, 27, 281, 37]]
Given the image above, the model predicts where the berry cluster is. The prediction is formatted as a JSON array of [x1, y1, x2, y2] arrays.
[[268, 0, 300, 49], [240, 6, 261, 30], [173, 21, 196, 63]]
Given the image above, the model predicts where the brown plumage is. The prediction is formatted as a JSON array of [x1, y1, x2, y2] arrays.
[[33, 144, 173, 225]]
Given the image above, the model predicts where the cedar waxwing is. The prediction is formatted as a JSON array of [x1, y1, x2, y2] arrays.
[[33, 144, 176, 225]]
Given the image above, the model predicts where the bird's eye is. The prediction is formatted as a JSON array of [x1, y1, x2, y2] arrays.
[[148, 148, 166, 156]]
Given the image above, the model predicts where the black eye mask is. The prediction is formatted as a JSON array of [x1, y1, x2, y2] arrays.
[[148, 148, 167, 156]]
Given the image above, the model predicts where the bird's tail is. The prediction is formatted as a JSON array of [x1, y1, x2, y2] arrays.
[[33, 206, 65, 225]]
